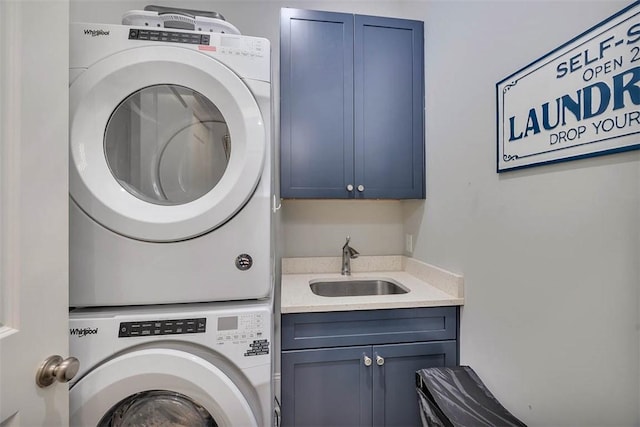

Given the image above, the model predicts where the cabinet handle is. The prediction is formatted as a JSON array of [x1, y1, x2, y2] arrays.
[[376, 355, 384, 366], [357, 185, 365, 192], [346, 184, 354, 192], [363, 355, 372, 367]]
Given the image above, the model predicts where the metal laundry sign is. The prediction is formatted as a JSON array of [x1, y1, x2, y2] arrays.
[[496, 1, 640, 172]]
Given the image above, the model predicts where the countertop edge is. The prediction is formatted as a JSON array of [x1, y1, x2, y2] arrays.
[[280, 297, 464, 314]]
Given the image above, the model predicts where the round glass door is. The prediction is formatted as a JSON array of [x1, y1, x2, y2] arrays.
[[105, 85, 231, 206], [69, 348, 261, 426], [99, 390, 217, 427]]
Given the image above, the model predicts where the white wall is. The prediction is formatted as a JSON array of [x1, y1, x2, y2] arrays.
[[71, 1, 640, 425], [407, 1, 640, 425], [281, 200, 404, 256]]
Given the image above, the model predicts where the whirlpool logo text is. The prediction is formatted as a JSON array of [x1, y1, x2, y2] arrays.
[[83, 29, 110, 37], [70, 327, 98, 337]]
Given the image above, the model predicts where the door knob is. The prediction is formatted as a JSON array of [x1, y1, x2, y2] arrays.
[[35, 355, 80, 388], [376, 355, 385, 366]]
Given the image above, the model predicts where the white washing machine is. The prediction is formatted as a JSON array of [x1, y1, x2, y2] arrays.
[[69, 300, 273, 426], [69, 22, 273, 307]]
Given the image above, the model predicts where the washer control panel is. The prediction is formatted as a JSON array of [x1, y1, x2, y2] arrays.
[[118, 318, 206, 337], [216, 312, 265, 345]]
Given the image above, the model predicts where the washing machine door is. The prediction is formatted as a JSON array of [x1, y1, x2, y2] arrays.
[[70, 349, 260, 427], [69, 46, 266, 242]]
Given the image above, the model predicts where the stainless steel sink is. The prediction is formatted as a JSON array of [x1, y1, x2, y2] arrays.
[[309, 279, 409, 297]]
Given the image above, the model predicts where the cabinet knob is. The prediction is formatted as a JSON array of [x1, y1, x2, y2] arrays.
[[363, 355, 372, 367], [346, 184, 354, 192], [357, 185, 365, 192], [376, 355, 385, 366]]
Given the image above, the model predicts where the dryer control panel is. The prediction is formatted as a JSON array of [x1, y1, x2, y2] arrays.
[[128, 28, 210, 45]]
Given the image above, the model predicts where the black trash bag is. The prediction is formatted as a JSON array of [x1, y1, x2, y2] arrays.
[[417, 385, 452, 427], [416, 366, 527, 427]]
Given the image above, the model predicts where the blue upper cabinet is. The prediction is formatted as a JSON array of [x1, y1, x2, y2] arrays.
[[354, 15, 424, 199], [280, 9, 425, 199], [280, 9, 355, 198]]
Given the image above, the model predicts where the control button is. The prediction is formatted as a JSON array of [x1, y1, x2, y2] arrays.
[[235, 254, 253, 271]]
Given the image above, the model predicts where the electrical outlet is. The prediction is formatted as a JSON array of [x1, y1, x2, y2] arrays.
[[405, 234, 413, 253]]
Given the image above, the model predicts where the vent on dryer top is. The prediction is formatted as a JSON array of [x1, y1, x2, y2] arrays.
[[122, 5, 240, 34]]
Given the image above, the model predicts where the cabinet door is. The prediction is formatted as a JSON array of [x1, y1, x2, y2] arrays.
[[281, 346, 373, 427], [280, 9, 354, 198], [372, 341, 456, 427], [354, 15, 424, 199]]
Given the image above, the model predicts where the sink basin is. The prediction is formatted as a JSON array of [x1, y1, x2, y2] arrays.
[[309, 279, 409, 297]]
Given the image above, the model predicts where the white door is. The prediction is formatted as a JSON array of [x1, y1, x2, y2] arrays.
[[0, 1, 70, 425]]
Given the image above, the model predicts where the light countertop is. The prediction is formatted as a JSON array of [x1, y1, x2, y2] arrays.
[[281, 256, 464, 313]]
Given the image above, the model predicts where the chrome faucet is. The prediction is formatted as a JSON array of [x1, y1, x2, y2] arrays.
[[341, 236, 360, 276]]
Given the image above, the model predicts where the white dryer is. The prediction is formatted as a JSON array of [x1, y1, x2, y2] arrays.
[[69, 301, 273, 426], [69, 22, 272, 307]]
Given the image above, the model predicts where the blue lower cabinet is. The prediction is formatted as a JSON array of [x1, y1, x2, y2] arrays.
[[372, 342, 457, 427], [281, 346, 373, 427], [281, 308, 459, 426]]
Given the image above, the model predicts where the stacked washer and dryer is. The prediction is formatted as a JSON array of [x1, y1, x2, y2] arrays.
[[68, 7, 274, 426]]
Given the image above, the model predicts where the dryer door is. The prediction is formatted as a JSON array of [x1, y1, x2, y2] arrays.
[[70, 46, 266, 242], [70, 349, 260, 427]]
